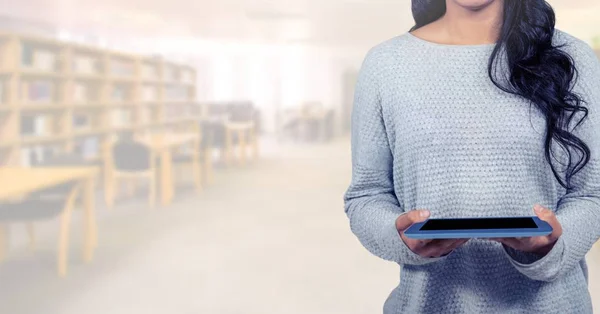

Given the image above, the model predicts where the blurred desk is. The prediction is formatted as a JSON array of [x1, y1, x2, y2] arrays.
[[137, 133, 199, 206], [297, 108, 334, 142], [0, 167, 99, 263]]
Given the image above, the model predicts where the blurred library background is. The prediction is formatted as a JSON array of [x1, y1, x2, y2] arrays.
[[0, 1, 599, 313]]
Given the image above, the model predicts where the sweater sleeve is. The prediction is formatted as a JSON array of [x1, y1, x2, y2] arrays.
[[503, 42, 600, 282], [343, 49, 445, 266]]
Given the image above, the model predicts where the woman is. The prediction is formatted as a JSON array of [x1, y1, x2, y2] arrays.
[[344, 0, 600, 313]]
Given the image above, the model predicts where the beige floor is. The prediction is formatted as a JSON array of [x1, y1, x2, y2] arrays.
[[0, 137, 598, 313]]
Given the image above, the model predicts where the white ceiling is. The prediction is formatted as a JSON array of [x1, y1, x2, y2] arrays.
[[0, 0, 600, 48]]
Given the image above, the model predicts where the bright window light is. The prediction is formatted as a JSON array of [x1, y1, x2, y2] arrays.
[[213, 55, 233, 101]]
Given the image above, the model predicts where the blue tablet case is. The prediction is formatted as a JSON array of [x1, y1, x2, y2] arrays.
[[404, 217, 553, 239]]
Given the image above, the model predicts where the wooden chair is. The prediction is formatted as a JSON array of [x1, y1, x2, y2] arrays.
[[171, 132, 203, 192], [172, 122, 214, 188], [104, 136, 157, 208], [224, 121, 259, 166], [223, 103, 260, 166], [0, 181, 81, 276]]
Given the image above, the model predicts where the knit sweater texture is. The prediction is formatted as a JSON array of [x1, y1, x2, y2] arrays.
[[344, 30, 600, 314]]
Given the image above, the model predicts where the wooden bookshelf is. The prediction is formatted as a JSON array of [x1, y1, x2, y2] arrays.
[[0, 32, 200, 167]]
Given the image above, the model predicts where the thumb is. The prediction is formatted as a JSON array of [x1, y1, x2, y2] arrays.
[[533, 204, 562, 235], [396, 209, 430, 232], [533, 204, 552, 221]]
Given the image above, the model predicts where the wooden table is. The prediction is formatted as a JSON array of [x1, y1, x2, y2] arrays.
[[0, 166, 99, 275], [137, 133, 200, 206]]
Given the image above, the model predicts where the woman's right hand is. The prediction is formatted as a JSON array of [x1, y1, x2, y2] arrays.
[[396, 210, 469, 258]]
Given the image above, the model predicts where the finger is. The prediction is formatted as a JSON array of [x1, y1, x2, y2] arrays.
[[400, 234, 432, 252], [396, 209, 431, 231], [410, 239, 438, 252], [438, 238, 467, 249], [416, 239, 434, 248], [496, 238, 523, 250], [533, 204, 563, 237], [419, 244, 444, 258], [533, 204, 557, 224], [438, 239, 468, 254], [515, 237, 535, 246], [421, 239, 467, 258], [441, 239, 469, 255]]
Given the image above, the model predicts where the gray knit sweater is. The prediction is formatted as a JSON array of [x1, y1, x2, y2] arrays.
[[344, 30, 600, 314]]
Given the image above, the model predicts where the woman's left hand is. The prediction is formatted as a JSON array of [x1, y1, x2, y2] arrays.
[[492, 205, 563, 256]]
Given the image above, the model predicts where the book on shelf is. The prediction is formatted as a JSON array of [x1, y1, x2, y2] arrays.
[[21, 115, 49, 136], [74, 136, 99, 159], [35, 116, 47, 135], [21, 45, 57, 71], [73, 113, 90, 130], [112, 85, 129, 101], [165, 86, 188, 101], [20, 116, 35, 135], [42, 145, 59, 162], [73, 83, 87, 102], [20, 145, 60, 166], [180, 70, 194, 84], [164, 104, 191, 120], [20, 80, 54, 104], [111, 109, 131, 127], [142, 86, 157, 101], [142, 64, 158, 80], [111, 60, 134, 77], [72, 56, 98, 75], [34, 50, 57, 71], [20, 147, 35, 167], [21, 44, 34, 67], [139, 108, 151, 124], [164, 66, 177, 81]]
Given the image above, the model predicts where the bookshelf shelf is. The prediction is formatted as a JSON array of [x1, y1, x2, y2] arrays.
[[109, 77, 137, 83], [15, 33, 61, 47], [71, 74, 105, 81], [19, 68, 65, 79], [70, 43, 103, 55], [73, 128, 106, 137], [20, 104, 67, 112], [0, 31, 200, 167], [20, 135, 67, 145], [0, 142, 14, 149], [164, 100, 190, 104], [163, 117, 195, 124], [141, 80, 163, 85], [71, 102, 106, 108], [112, 125, 135, 131], [109, 101, 137, 107], [140, 101, 161, 106]]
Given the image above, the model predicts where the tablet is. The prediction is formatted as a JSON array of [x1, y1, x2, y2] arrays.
[[403, 216, 553, 239]]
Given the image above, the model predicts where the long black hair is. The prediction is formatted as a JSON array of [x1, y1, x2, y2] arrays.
[[411, 0, 590, 190]]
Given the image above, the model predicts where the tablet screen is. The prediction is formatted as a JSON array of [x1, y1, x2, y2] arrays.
[[420, 218, 537, 231]]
